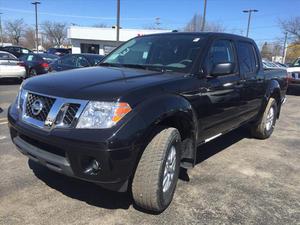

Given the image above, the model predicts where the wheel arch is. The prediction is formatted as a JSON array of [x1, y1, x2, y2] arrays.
[[265, 79, 282, 118]]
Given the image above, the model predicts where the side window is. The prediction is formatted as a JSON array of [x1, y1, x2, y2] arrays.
[[237, 42, 258, 75], [61, 55, 76, 66], [207, 39, 236, 75], [76, 56, 89, 67]]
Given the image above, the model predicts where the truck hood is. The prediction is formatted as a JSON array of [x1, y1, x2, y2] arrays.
[[23, 66, 183, 101]]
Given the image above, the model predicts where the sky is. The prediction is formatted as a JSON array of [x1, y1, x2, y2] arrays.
[[0, 0, 299, 47]]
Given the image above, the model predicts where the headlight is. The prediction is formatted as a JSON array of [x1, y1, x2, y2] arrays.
[[76, 101, 132, 129], [16, 85, 27, 111]]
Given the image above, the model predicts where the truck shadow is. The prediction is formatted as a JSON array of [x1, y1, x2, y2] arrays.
[[287, 88, 300, 96], [179, 126, 251, 181], [28, 126, 251, 211]]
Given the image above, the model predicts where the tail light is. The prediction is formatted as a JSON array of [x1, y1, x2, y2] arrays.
[[41, 62, 49, 69], [17, 61, 26, 67]]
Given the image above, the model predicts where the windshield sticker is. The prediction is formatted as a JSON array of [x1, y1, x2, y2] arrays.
[[143, 52, 148, 59]]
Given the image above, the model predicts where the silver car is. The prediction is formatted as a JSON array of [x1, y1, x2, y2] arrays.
[[0, 51, 26, 79]]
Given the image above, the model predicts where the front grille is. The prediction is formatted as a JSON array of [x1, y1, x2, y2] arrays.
[[25, 93, 55, 121], [63, 104, 80, 125]]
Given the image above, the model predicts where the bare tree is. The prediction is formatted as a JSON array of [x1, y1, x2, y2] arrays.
[[184, 14, 225, 32], [279, 17, 300, 42], [42, 21, 67, 47], [4, 19, 26, 45]]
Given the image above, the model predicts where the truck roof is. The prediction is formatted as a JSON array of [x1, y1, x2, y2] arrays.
[[141, 31, 254, 42]]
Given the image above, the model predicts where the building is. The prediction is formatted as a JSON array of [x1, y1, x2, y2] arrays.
[[67, 26, 172, 55]]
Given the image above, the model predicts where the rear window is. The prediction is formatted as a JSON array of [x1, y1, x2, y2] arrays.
[[237, 42, 258, 75], [40, 54, 59, 62]]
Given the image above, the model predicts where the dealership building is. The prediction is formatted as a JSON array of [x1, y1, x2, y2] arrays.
[[67, 26, 172, 55]]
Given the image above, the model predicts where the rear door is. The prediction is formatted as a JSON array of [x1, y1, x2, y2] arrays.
[[236, 41, 265, 120]]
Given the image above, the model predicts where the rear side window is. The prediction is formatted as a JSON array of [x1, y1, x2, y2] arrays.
[[237, 42, 258, 75]]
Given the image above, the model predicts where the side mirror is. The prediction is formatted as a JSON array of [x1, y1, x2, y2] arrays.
[[211, 62, 235, 76]]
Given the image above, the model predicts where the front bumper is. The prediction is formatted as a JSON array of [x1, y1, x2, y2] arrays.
[[8, 107, 142, 192]]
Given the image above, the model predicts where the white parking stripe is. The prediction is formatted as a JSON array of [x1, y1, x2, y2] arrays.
[[0, 118, 7, 122], [0, 135, 7, 140], [0, 121, 8, 125]]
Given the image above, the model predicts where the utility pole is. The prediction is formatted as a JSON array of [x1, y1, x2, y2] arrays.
[[282, 32, 288, 64], [116, 0, 120, 45], [243, 9, 258, 37], [0, 13, 3, 47], [32, 1, 40, 53], [201, 0, 207, 32]]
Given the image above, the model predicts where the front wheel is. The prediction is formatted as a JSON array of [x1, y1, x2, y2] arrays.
[[132, 127, 181, 212], [251, 97, 278, 139]]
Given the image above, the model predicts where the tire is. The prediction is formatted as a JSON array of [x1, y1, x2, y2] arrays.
[[29, 68, 37, 77], [132, 127, 181, 212], [251, 97, 278, 139]]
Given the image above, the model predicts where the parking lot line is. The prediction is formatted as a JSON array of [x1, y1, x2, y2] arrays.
[[0, 121, 8, 125]]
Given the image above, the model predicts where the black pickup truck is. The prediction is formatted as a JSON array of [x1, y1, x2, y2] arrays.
[[8, 32, 287, 212]]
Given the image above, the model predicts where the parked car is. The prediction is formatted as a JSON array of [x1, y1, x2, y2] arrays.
[[1, 46, 32, 58], [49, 53, 104, 72], [46, 48, 71, 56], [19, 53, 59, 77], [0, 51, 26, 80], [287, 57, 300, 90], [8, 32, 287, 212]]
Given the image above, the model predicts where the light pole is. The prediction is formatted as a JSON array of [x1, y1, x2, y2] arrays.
[[116, 0, 120, 45], [243, 9, 258, 37], [282, 32, 288, 64], [201, 0, 207, 32], [32, 1, 40, 53], [0, 13, 3, 47]]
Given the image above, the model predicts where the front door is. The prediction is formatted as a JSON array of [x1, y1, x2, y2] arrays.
[[194, 39, 244, 142]]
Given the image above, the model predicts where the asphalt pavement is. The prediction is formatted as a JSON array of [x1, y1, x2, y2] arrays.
[[0, 80, 299, 225]]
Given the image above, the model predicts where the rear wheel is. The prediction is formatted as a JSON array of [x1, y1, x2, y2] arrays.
[[29, 68, 37, 77], [251, 97, 278, 139], [132, 127, 181, 212]]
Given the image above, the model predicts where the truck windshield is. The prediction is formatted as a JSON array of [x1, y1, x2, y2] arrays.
[[101, 34, 205, 73]]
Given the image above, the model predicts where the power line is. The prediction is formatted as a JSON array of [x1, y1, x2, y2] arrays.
[[0, 7, 153, 21]]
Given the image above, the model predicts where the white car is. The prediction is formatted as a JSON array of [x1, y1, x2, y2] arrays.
[[0, 51, 26, 79], [287, 58, 300, 89]]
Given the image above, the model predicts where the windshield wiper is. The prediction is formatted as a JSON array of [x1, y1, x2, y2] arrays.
[[99, 62, 168, 72], [98, 62, 121, 68]]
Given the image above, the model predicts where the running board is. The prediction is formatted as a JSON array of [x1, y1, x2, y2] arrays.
[[204, 133, 222, 143]]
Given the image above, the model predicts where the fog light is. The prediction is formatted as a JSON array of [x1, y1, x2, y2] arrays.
[[83, 158, 101, 175]]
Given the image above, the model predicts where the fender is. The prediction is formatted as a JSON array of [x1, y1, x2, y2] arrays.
[[115, 93, 198, 168], [137, 94, 198, 166], [257, 79, 282, 121]]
